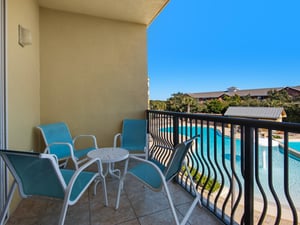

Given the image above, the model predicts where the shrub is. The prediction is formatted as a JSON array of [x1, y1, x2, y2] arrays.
[[181, 166, 221, 193]]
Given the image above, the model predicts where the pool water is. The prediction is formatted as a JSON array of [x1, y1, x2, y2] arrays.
[[289, 141, 300, 152], [163, 126, 300, 209]]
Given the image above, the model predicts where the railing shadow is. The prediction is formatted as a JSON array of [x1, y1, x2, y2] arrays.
[[147, 110, 300, 225]]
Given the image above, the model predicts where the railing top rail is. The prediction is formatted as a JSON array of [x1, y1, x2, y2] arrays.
[[147, 110, 300, 132]]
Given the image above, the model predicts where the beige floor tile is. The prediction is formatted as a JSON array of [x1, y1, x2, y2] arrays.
[[177, 202, 222, 225], [5, 160, 221, 225], [138, 208, 179, 225]]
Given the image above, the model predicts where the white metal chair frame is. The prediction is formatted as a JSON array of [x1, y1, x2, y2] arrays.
[[37, 122, 98, 169], [116, 136, 201, 225], [0, 150, 108, 225], [113, 119, 149, 159]]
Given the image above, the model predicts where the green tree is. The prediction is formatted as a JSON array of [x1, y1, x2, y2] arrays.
[[228, 94, 242, 106], [150, 100, 167, 111], [205, 99, 225, 114], [283, 103, 300, 123], [267, 89, 292, 106], [166, 92, 199, 112], [163, 89, 300, 122]]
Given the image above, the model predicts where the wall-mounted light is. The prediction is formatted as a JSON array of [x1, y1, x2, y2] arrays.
[[18, 25, 32, 47]]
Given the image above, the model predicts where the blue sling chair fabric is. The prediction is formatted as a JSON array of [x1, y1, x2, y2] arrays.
[[0, 150, 108, 225], [113, 119, 148, 159], [37, 122, 98, 169], [116, 136, 201, 225]]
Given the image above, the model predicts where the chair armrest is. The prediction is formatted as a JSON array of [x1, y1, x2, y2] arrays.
[[148, 144, 174, 160], [73, 135, 98, 149], [128, 155, 165, 178], [76, 157, 103, 173], [145, 133, 150, 148], [113, 133, 122, 148], [64, 158, 103, 202], [45, 142, 76, 159], [154, 145, 174, 151]]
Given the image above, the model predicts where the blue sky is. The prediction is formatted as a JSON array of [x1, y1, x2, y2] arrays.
[[147, 0, 300, 100]]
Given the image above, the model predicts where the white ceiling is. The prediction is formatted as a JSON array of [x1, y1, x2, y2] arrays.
[[38, 0, 169, 26]]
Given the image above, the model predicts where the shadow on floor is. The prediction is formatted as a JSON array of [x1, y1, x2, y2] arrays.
[[5, 160, 222, 225]]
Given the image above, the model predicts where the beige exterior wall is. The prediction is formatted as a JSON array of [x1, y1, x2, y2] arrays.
[[39, 8, 148, 147], [5, 1, 149, 214], [7, 0, 40, 150], [7, 0, 40, 212]]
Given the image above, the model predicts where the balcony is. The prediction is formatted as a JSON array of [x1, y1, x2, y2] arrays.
[[5, 160, 221, 225], [2, 1, 300, 224], [4, 110, 300, 225], [1, 1, 169, 221]]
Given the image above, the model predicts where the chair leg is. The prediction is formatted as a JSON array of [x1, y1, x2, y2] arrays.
[[184, 161, 202, 207], [93, 175, 108, 206], [115, 178, 122, 209], [115, 174, 127, 209], [180, 194, 200, 225], [93, 179, 100, 195], [179, 161, 202, 225], [0, 181, 17, 225], [115, 158, 129, 209], [101, 175, 108, 206], [164, 179, 201, 225], [58, 199, 69, 225], [163, 161, 202, 225], [163, 181, 180, 225]]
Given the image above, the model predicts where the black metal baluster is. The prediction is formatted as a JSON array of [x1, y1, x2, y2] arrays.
[[283, 131, 298, 225], [267, 129, 281, 225], [244, 126, 254, 225], [230, 124, 243, 225], [254, 128, 268, 225], [214, 123, 225, 214]]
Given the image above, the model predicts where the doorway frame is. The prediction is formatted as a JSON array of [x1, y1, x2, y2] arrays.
[[0, 0, 8, 221]]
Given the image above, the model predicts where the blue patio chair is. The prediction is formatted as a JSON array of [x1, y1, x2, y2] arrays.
[[0, 149, 108, 225], [37, 122, 98, 169], [113, 119, 148, 159], [116, 136, 201, 225]]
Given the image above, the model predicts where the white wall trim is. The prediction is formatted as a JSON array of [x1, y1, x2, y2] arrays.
[[0, 0, 8, 221]]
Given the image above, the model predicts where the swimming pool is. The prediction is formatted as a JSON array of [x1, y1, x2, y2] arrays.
[[162, 126, 300, 209], [278, 141, 300, 161], [289, 142, 300, 151]]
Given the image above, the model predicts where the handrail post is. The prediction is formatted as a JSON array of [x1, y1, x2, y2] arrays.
[[146, 110, 150, 134], [173, 115, 179, 147], [244, 126, 254, 225]]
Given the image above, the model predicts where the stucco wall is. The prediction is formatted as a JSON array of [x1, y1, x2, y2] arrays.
[[39, 8, 148, 147], [5, 3, 149, 214], [7, 0, 40, 212], [7, 0, 40, 150]]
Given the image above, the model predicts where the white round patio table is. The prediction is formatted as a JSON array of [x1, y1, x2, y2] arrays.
[[88, 147, 129, 180]]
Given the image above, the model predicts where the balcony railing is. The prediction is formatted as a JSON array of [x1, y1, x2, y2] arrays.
[[146, 110, 300, 225]]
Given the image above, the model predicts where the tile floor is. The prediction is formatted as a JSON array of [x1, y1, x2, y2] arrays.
[[4, 160, 222, 225]]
